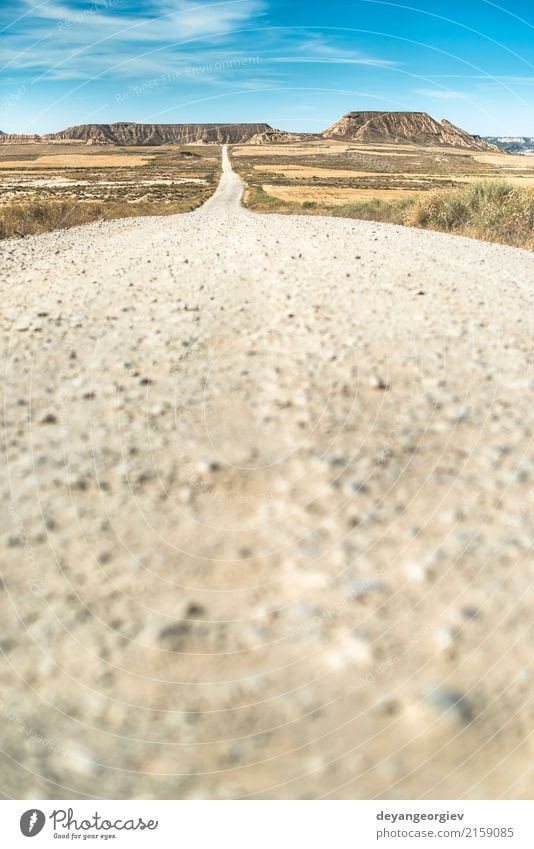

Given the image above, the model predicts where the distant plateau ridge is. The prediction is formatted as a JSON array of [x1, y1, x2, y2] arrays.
[[0, 113, 517, 151]]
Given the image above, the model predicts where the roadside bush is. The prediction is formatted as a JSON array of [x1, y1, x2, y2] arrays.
[[0, 197, 202, 240], [245, 180, 533, 250], [336, 196, 413, 225], [403, 181, 534, 249]]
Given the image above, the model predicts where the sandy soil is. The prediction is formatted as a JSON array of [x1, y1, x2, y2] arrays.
[[0, 154, 155, 169], [254, 164, 534, 187], [234, 142, 352, 157], [474, 151, 534, 169], [1, 147, 533, 800], [254, 165, 390, 178], [262, 184, 422, 203]]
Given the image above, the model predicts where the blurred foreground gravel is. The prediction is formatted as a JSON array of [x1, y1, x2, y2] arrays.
[[1, 148, 533, 799]]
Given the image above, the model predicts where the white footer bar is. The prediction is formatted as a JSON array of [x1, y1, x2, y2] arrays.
[[3, 800, 533, 848]]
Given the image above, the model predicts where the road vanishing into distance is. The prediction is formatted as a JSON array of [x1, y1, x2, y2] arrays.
[[1, 145, 534, 799]]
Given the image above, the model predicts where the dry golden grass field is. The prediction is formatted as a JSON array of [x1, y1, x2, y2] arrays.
[[0, 143, 220, 238], [233, 139, 534, 194], [232, 140, 534, 249], [1, 139, 532, 248]]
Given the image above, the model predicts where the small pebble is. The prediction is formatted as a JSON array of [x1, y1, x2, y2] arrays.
[[369, 374, 389, 390], [39, 412, 58, 425]]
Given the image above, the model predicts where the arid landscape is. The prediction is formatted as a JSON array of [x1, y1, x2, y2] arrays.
[[0, 142, 220, 238], [233, 139, 534, 203], [1, 0, 533, 827], [1, 146, 534, 801], [2, 113, 533, 247], [231, 135, 534, 249]]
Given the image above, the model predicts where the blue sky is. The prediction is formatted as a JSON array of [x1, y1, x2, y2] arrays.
[[1, 0, 533, 134]]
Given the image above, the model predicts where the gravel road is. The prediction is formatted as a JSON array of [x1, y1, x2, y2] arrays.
[[1, 146, 533, 800]]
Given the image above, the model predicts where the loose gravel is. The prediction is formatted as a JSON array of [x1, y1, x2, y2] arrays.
[[1, 146, 533, 799]]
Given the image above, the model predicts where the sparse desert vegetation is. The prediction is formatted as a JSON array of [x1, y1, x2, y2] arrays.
[[233, 140, 534, 249], [2, 138, 532, 248], [404, 181, 534, 249], [0, 197, 200, 239], [0, 143, 220, 239]]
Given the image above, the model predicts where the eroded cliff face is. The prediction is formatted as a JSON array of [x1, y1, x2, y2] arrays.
[[322, 111, 500, 151], [43, 122, 275, 145], [247, 129, 313, 144]]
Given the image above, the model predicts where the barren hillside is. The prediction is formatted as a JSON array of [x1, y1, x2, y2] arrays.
[[2, 112, 508, 151], [248, 129, 313, 144], [323, 111, 500, 150]]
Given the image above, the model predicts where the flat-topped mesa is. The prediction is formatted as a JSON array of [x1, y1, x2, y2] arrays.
[[2, 115, 505, 150], [322, 111, 501, 151], [42, 122, 275, 145]]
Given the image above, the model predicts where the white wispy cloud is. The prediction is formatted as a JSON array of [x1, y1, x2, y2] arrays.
[[414, 87, 466, 100], [269, 57, 397, 67], [427, 74, 534, 86], [3, 0, 266, 78], [268, 32, 398, 67]]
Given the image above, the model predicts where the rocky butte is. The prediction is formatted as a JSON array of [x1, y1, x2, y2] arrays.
[[321, 111, 500, 150]]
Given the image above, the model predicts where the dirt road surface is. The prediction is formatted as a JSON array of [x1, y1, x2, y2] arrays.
[[1, 146, 533, 799]]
